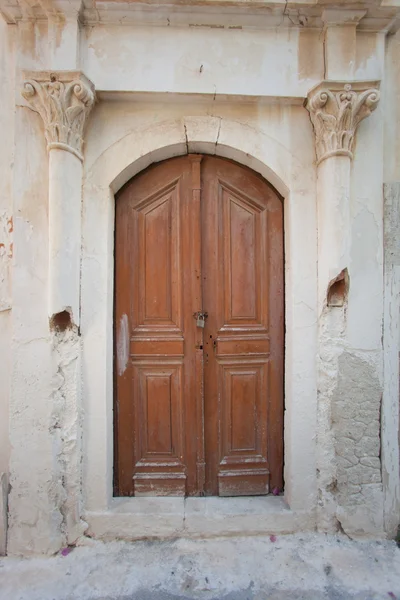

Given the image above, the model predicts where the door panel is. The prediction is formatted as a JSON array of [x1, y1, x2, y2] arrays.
[[132, 364, 185, 495], [202, 156, 284, 496], [136, 180, 182, 330], [115, 156, 201, 496], [115, 155, 283, 497]]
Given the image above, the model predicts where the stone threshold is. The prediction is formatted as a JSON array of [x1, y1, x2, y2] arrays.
[[85, 496, 316, 541]]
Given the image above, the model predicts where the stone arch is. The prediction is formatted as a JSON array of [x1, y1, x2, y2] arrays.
[[83, 116, 301, 198]]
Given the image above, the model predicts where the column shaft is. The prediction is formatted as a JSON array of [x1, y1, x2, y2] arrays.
[[317, 156, 351, 308], [315, 155, 351, 531], [49, 148, 83, 325]]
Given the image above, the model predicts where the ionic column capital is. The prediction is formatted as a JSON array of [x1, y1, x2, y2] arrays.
[[305, 80, 380, 165], [21, 71, 95, 162]]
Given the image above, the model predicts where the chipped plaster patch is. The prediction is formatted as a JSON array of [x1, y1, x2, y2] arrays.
[[117, 314, 129, 376], [51, 328, 87, 547]]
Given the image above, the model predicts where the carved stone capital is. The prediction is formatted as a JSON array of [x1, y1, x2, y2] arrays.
[[21, 71, 95, 161], [306, 81, 380, 165]]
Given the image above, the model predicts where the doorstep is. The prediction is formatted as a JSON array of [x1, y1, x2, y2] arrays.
[[85, 496, 315, 541]]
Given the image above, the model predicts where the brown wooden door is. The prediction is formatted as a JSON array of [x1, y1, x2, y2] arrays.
[[114, 155, 283, 497], [201, 156, 284, 495]]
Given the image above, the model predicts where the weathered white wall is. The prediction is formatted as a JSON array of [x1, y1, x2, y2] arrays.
[[337, 88, 385, 535], [0, 18, 14, 479], [381, 28, 400, 537], [0, 7, 398, 554], [6, 21, 65, 556], [82, 25, 323, 96], [81, 26, 385, 97], [0, 16, 16, 556]]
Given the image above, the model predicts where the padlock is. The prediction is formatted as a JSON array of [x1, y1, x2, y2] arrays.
[[196, 314, 205, 328]]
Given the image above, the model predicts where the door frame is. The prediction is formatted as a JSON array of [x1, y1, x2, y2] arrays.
[[81, 116, 318, 537]]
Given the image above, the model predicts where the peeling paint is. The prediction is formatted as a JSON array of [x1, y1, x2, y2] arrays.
[[117, 314, 129, 376], [50, 328, 87, 547]]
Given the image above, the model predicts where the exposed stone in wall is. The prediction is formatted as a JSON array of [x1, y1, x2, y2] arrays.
[[332, 352, 384, 537], [333, 353, 381, 495], [317, 308, 384, 538]]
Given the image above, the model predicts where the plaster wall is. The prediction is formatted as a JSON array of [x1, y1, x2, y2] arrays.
[[80, 26, 386, 96], [0, 18, 14, 478], [337, 94, 385, 535], [0, 17, 15, 556], [5, 21, 68, 556], [0, 12, 399, 554], [382, 28, 400, 537]]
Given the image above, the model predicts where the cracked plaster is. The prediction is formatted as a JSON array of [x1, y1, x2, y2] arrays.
[[333, 352, 384, 536], [50, 328, 87, 546]]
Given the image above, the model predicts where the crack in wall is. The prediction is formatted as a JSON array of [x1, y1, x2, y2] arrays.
[[215, 117, 221, 151], [50, 327, 87, 548], [183, 123, 189, 154]]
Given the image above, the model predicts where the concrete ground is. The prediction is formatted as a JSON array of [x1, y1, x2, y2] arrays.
[[0, 533, 400, 600]]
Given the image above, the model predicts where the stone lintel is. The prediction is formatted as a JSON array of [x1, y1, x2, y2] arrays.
[[2, 1, 400, 32]]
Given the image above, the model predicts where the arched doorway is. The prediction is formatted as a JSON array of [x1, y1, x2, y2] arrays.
[[114, 155, 284, 497]]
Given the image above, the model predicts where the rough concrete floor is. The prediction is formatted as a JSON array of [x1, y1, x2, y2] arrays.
[[1, 533, 400, 600]]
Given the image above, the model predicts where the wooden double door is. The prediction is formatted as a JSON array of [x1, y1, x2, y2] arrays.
[[114, 155, 284, 497]]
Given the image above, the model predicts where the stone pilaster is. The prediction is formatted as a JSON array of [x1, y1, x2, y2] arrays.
[[19, 71, 95, 549], [306, 80, 382, 536], [22, 71, 95, 325]]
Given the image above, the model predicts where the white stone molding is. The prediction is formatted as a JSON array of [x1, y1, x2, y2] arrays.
[[22, 71, 95, 161], [306, 81, 380, 165], [2, 1, 400, 31]]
